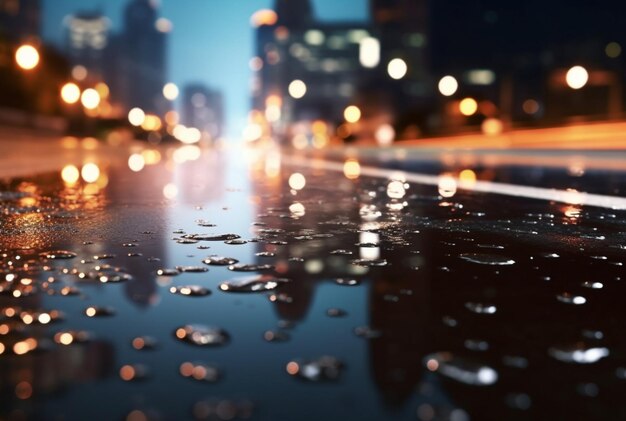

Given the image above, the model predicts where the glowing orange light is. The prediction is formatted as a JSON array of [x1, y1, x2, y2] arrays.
[[459, 98, 478, 116], [250, 9, 277, 27]]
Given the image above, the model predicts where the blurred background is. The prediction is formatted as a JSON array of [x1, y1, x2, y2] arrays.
[[2, 0, 626, 147]]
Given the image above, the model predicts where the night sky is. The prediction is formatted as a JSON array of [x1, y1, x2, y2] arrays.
[[42, 0, 369, 138]]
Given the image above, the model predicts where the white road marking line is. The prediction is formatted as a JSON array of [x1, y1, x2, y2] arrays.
[[289, 157, 626, 210]]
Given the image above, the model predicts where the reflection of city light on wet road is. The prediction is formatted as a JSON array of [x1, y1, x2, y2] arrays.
[[81, 163, 100, 183]]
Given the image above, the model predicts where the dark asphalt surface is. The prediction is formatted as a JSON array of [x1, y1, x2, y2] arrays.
[[2, 135, 626, 420]]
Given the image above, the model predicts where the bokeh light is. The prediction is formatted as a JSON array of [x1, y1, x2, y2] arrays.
[[81, 163, 100, 183], [343, 105, 361, 123], [60, 83, 81, 104], [481, 118, 503, 135], [438, 75, 458, 96], [81, 89, 101, 110], [387, 58, 408, 80], [15, 44, 39, 70], [288, 173, 306, 190], [288, 80, 307, 99], [128, 107, 146, 126], [566, 66, 589, 89], [459, 98, 478, 116], [61, 165, 80, 184], [163, 82, 179, 100]]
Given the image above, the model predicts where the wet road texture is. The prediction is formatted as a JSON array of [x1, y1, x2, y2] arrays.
[[1, 138, 626, 420]]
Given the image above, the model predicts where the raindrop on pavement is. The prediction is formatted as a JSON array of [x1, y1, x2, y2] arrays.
[[174, 324, 230, 346]]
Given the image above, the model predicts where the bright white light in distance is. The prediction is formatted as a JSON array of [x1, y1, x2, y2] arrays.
[[344, 105, 361, 123], [387, 58, 408, 80], [288, 173, 306, 190], [128, 107, 145, 126], [60, 83, 81, 104], [288, 80, 307, 99], [359, 37, 380, 68], [163, 83, 179, 100], [81, 89, 100, 110], [566, 65, 589, 89], [438, 75, 458, 96], [128, 154, 145, 172], [375, 124, 395, 146]]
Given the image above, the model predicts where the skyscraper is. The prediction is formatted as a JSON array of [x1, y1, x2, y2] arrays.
[[116, 0, 167, 114], [64, 11, 110, 82], [182, 84, 224, 140]]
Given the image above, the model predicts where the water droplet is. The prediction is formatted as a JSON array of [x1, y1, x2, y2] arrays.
[[286, 356, 343, 382], [202, 256, 239, 266], [99, 272, 132, 283], [556, 293, 587, 305], [219, 275, 290, 293], [93, 254, 115, 260], [268, 293, 293, 303], [169, 285, 211, 297], [460, 253, 515, 265], [180, 361, 220, 382], [354, 325, 382, 339], [335, 278, 361, 286], [177, 238, 199, 244], [84, 306, 115, 317], [464, 339, 489, 351], [187, 233, 241, 241], [227, 264, 274, 272], [132, 336, 158, 350], [156, 268, 180, 277], [120, 364, 149, 381], [174, 324, 229, 346], [175, 266, 209, 273], [506, 393, 532, 410], [263, 330, 290, 342], [326, 308, 347, 317], [54, 330, 91, 345], [330, 249, 353, 255], [424, 352, 498, 386], [40, 250, 77, 260], [351, 258, 388, 267], [465, 302, 497, 314], [225, 239, 248, 245], [549, 344, 609, 364], [255, 252, 276, 258], [582, 281, 603, 289]]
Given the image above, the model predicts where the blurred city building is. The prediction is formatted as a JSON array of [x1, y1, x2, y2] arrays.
[[181, 83, 224, 141], [64, 11, 110, 83], [114, 0, 168, 115], [252, 0, 626, 145], [0, 0, 40, 42]]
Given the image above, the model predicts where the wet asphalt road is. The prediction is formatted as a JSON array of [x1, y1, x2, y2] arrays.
[[2, 134, 626, 420]]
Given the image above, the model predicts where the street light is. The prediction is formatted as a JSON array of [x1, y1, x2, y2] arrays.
[[60, 82, 81, 104], [81, 88, 101, 110], [163, 82, 179, 100], [344, 105, 361, 123], [438, 76, 458, 96], [566, 66, 589, 90], [15, 44, 40, 70]]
